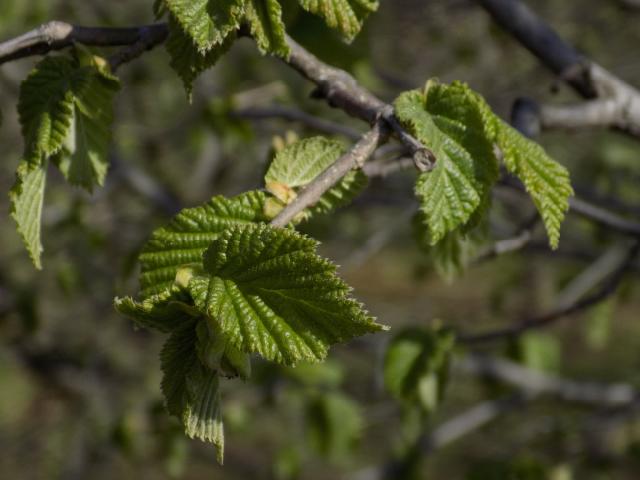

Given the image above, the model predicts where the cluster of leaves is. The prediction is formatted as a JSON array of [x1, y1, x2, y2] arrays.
[[155, 0, 379, 94], [384, 325, 455, 415], [395, 80, 573, 252], [115, 136, 385, 462], [9, 47, 120, 269]]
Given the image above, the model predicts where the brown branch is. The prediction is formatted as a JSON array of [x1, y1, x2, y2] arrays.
[[478, 0, 640, 139], [270, 122, 386, 228], [0, 21, 168, 65], [459, 240, 639, 344], [458, 354, 638, 407]]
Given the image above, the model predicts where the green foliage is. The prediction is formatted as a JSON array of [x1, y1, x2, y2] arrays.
[[117, 213, 383, 457], [246, 0, 289, 57], [157, 0, 378, 92], [139, 191, 269, 298], [165, 16, 236, 98], [298, 0, 378, 41], [509, 332, 561, 373], [9, 160, 48, 269], [264, 136, 368, 220], [305, 391, 363, 463], [11, 50, 119, 268], [187, 223, 385, 365], [384, 325, 455, 413], [394, 80, 572, 249], [165, 0, 244, 52]]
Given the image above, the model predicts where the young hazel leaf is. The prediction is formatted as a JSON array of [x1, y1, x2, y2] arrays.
[[54, 67, 120, 191], [246, 0, 290, 58], [18, 56, 81, 162], [166, 16, 236, 98], [164, 0, 244, 52], [9, 160, 48, 269], [395, 89, 489, 245], [160, 319, 225, 463], [186, 223, 386, 366], [264, 137, 367, 219], [496, 122, 573, 249], [297, 0, 379, 41], [139, 191, 269, 299]]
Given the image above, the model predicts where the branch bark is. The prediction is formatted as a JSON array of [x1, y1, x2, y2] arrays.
[[478, 0, 640, 139], [459, 240, 639, 344]]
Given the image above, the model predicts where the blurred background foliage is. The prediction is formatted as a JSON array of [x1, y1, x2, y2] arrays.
[[1, 0, 640, 479]]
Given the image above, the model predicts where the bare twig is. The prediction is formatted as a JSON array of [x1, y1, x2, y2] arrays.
[[474, 214, 538, 263], [362, 156, 415, 178], [270, 123, 386, 227], [0, 21, 168, 65], [459, 241, 639, 344], [458, 354, 638, 407], [478, 0, 640, 139]]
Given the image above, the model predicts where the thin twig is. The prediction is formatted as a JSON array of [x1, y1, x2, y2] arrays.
[[459, 241, 639, 344], [270, 123, 387, 228], [458, 354, 639, 407], [0, 21, 168, 65]]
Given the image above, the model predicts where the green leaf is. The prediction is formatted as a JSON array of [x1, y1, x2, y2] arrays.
[[166, 16, 236, 98], [139, 190, 268, 298], [395, 80, 572, 248], [297, 0, 378, 41], [305, 391, 363, 463], [114, 287, 196, 333], [9, 160, 48, 269], [164, 0, 244, 52], [160, 319, 225, 463], [55, 67, 120, 191], [384, 326, 455, 413], [395, 85, 498, 245], [264, 137, 367, 219], [496, 122, 573, 249], [246, 0, 290, 58], [182, 362, 225, 464], [18, 56, 80, 161], [187, 223, 386, 365]]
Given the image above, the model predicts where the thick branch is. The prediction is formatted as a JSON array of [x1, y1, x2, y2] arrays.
[[479, 0, 640, 138], [270, 123, 386, 227]]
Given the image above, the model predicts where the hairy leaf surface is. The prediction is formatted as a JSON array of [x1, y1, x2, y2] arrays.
[[187, 223, 385, 365], [246, 0, 290, 57], [166, 16, 236, 97], [139, 191, 268, 298], [164, 0, 244, 52], [9, 160, 48, 269], [298, 0, 378, 41]]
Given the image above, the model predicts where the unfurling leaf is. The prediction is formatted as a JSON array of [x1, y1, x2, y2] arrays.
[[166, 15, 236, 98], [298, 0, 379, 41], [164, 0, 244, 53], [264, 137, 367, 219], [246, 0, 290, 58], [12, 51, 119, 267], [9, 160, 48, 269], [187, 223, 386, 365]]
